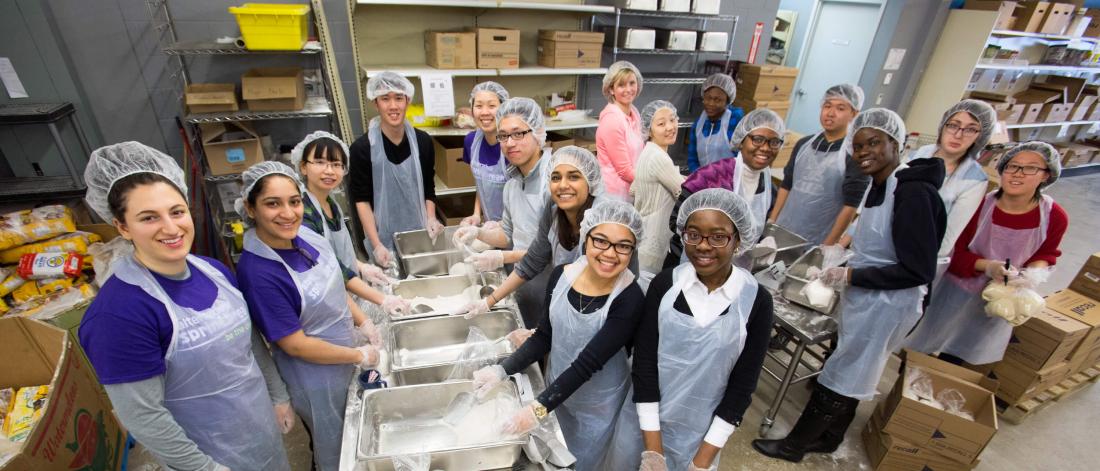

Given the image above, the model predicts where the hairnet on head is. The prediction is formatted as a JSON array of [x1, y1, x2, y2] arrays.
[[546, 146, 603, 197], [823, 83, 865, 111], [579, 199, 644, 247], [997, 141, 1062, 189], [84, 141, 188, 222], [234, 161, 301, 225], [844, 107, 907, 156], [290, 131, 350, 176], [731, 108, 786, 150], [602, 61, 643, 102], [366, 71, 415, 101], [496, 97, 548, 147], [641, 100, 678, 134], [938, 99, 996, 162], [702, 73, 736, 103], [469, 81, 510, 106], [676, 188, 759, 255]]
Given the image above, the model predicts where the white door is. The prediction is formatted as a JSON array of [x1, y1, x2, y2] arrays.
[[786, 1, 882, 134]]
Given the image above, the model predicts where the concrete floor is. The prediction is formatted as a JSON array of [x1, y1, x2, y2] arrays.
[[128, 173, 1100, 470]]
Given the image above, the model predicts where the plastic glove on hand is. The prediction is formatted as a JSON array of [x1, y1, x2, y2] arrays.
[[687, 464, 717, 471], [461, 299, 492, 319], [819, 244, 849, 268], [358, 321, 382, 346], [466, 250, 504, 272], [427, 219, 446, 242], [984, 260, 1018, 284], [372, 244, 394, 269], [453, 226, 480, 247], [273, 402, 295, 434], [818, 267, 849, 289], [461, 214, 481, 227], [502, 404, 539, 435], [481, 220, 502, 233], [506, 328, 535, 349], [472, 364, 507, 399], [356, 345, 380, 369], [358, 261, 394, 287], [639, 451, 667, 471], [382, 295, 410, 317]]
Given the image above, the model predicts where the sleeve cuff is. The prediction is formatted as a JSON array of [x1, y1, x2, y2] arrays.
[[703, 416, 737, 447], [637, 402, 661, 431]]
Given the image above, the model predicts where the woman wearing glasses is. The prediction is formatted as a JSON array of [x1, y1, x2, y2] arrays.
[[608, 188, 772, 471], [470, 199, 645, 471], [907, 142, 1067, 366], [234, 162, 398, 471], [906, 100, 997, 279]]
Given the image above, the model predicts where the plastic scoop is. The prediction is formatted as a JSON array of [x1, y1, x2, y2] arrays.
[[411, 304, 434, 314], [458, 242, 495, 297]]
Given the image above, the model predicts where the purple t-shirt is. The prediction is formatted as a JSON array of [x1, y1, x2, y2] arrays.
[[236, 235, 322, 343], [79, 256, 235, 385], [462, 131, 502, 167]]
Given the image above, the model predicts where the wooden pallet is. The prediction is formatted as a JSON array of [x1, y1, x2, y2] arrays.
[[999, 365, 1100, 425]]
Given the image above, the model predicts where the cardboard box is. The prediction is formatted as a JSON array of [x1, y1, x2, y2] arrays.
[[1061, 144, 1098, 168], [863, 407, 977, 471], [733, 98, 790, 121], [614, 28, 657, 50], [773, 130, 803, 169], [476, 28, 520, 69], [964, 1, 1019, 30], [1069, 252, 1100, 300], [1038, 103, 1072, 122], [200, 122, 265, 176], [698, 31, 729, 52], [735, 64, 798, 101], [1040, 2, 1074, 35], [1014, 1, 1051, 32], [1013, 86, 1063, 104], [241, 67, 305, 111], [425, 31, 477, 69], [692, 0, 721, 15], [544, 131, 575, 152], [0, 317, 126, 470], [659, 0, 690, 12], [184, 83, 238, 114], [1042, 75, 1086, 102], [1004, 103, 1027, 123], [1045, 289, 1100, 371], [1070, 95, 1099, 120], [537, 30, 604, 68], [654, 29, 697, 51], [1016, 103, 1044, 124], [1005, 307, 1089, 371], [1084, 9, 1100, 37], [880, 351, 998, 464], [432, 136, 475, 188], [993, 358, 1070, 404]]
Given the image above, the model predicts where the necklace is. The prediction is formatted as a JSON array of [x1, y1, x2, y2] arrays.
[[572, 290, 600, 313]]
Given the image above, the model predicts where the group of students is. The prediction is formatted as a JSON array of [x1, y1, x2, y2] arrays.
[[74, 60, 1067, 471]]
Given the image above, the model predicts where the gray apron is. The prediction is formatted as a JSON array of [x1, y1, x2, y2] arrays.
[[775, 133, 847, 245], [469, 129, 508, 221], [694, 109, 736, 167], [304, 188, 358, 271], [366, 118, 427, 256]]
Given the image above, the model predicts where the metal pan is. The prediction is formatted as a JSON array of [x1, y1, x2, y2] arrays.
[[782, 247, 840, 315], [389, 273, 510, 321]]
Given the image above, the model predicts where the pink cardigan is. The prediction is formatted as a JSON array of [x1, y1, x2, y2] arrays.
[[596, 103, 645, 200]]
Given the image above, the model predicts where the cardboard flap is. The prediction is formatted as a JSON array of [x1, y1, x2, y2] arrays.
[[199, 121, 260, 145], [903, 349, 992, 392], [0, 317, 65, 389]]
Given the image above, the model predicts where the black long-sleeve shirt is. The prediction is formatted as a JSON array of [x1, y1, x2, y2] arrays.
[[780, 134, 870, 207], [347, 127, 436, 205], [850, 158, 947, 290], [630, 267, 774, 427], [501, 264, 645, 412]]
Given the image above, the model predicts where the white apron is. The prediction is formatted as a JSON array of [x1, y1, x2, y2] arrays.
[[694, 108, 736, 167], [775, 133, 847, 245], [469, 129, 508, 221], [365, 118, 427, 257]]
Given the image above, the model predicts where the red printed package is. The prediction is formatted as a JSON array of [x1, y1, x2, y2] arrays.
[[16, 252, 84, 279]]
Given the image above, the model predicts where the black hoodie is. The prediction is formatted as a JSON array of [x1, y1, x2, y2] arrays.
[[850, 157, 946, 291]]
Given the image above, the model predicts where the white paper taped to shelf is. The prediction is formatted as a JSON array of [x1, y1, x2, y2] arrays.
[[884, 48, 906, 71], [421, 73, 455, 117], [0, 58, 29, 99]]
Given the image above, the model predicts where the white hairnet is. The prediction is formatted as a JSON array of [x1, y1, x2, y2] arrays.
[[844, 108, 907, 156], [366, 71, 415, 101], [469, 81, 510, 105], [997, 141, 1062, 189], [730, 108, 786, 149], [702, 73, 736, 103], [547, 146, 603, 197], [496, 97, 547, 147], [84, 141, 188, 222], [938, 99, 996, 162], [602, 61, 643, 102], [579, 199, 644, 246], [823, 83, 865, 111], [290, 131, 350, 176], [676, 188, 759, 255], [234, 161, 301, 225], [641, 100, 678, 134]]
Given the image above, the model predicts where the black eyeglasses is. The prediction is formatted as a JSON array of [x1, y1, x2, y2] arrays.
[[307, 160, 345, 171], [682, 230, 733, 248], [496, 129, 534, 143], [747, 134, 784, 150], [1004, 163, 1049, 176], [587, 235, 635, 255], [943, 122, 981, 137]]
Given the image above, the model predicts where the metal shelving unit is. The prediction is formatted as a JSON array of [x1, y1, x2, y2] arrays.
[[975, 61, 1100, 74], [357, 0, 615, 14], [361, 65, 609, 79], [185, 97, 333, 124], [418, 116, 600, 137], [164, 40, 323, 55], [1006, 120, 1098, 130], [990, 29, 1100, 43], [601, 8, 738, 65], [643, 74, 708, 85]]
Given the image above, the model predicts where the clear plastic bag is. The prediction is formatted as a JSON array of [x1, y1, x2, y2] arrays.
[[391, 452, 430, 471], [902, 366, 936, 404], [982, 280, 1046, 326], [445, 327, 502, 382], [88, 236, 133, 287], [936, 388, 973, 421]]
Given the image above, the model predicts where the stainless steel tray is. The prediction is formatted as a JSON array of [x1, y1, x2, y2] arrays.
[[389, 273, 509, 321], [389, 309, 522, 383], [782, 247, 839, 315], [393, 226, 461, 277], [356, 381, 526, 469], [748, 223, 811, 272]]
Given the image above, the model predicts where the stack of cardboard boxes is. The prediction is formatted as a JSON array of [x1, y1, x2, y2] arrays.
[[426, 28, 521, 70], [729, 63, 798, 121], [965, 2, 1087, 36], [864, 351, 999, 471]]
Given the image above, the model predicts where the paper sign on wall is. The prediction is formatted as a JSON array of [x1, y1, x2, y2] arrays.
[[0, 57, 29, 99], [884, 48, 906, 71], [421, 74, 455, 117]]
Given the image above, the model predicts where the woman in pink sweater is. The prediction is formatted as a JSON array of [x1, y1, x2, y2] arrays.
[[596, 61, 646, 202]]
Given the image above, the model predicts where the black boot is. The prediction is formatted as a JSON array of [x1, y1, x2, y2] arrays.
[[802, 389, 859, 454], [752, 385, 842, 463]]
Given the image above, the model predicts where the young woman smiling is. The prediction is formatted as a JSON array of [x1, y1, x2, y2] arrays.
[[80, 142, 291, 471], [631, 100, 685, 277], [596, 61, 646, 202], [470, 199, 645, 470], [461, 81, 511, 225]]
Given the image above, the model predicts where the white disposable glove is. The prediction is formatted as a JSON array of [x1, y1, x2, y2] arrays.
[[460, 299, 492, 319], [427, 219, 446, 242], [382, 295, 410, 317], [502, 404, 540, 435], [358, 261, 394, 287], [356, 344, 381, 369], [639, 451, 667, 471], [481, 220, 502, 233], [358, 320, 382, 346], [273, 402, 295, 434], [466, 250, 504, 272], [461, 214, 481, 227], [372, 243, 394, 268], [506, 328, 535, 349], [984, 260, 1019, 284], [453, 225, 480, 247], [817, 267, 849, 289], [472, 364, 507, 398], [819, 244, 849, 268]]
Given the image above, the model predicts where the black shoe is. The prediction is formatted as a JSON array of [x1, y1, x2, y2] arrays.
[[752, 438, 807, 463], [801, 435, 842, 454]]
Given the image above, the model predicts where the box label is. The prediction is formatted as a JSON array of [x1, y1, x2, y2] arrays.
[[225, 148, 246, 164]]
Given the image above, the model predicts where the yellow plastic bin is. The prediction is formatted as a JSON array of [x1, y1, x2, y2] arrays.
[[228, 3, 311, 51]]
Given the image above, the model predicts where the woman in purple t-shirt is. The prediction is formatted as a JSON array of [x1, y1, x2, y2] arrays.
[[462, 81, 510, 225]]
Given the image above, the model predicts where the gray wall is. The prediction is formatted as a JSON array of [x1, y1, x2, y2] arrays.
[[858, 0, 951, 115], [777, 0, 815, 68]]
